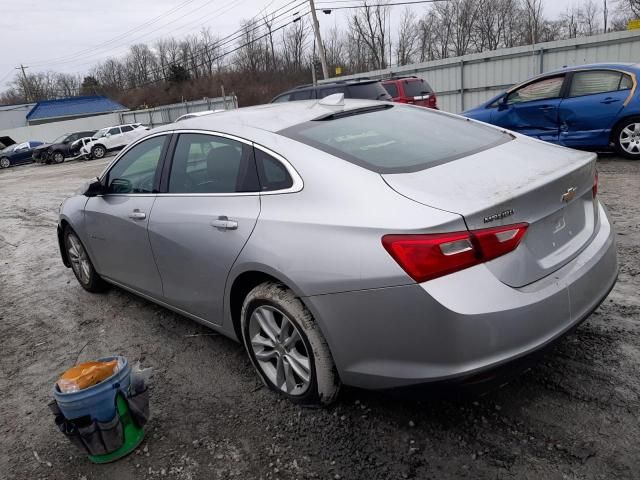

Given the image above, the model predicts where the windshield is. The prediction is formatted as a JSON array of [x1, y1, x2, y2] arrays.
[[52, 133, 70, 144], [1, 144, 16, 154], [403, 79, 433, 96], [279, 105, 511, 174], [93, 128, 109, 139]]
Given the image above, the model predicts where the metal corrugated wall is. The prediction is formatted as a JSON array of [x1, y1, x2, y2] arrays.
[[327, 30, 640, 113]]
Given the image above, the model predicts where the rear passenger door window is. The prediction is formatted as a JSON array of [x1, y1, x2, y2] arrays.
[[568, 70, 627, 97], [167, 133, 259, 193], [121, 125, 134, 132]]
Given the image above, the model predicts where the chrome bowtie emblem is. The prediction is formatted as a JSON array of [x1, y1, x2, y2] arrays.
[[561, 187, 577, 203]]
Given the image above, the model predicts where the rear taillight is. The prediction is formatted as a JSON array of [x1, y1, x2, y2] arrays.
[[382, 223, 529, 283], [592, 170, 598, 197], [427, 93, 437, 109], [395, 97, 414, 104]]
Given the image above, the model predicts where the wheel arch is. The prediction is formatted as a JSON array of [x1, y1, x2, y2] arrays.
[[609, 113, 640, 145], [226, 266, 317, 344]]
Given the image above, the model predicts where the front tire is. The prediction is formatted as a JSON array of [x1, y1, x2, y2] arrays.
[[91, 145, 106, 159], [52, 151, 65, 164], [64, 228, 108, 293], [613, 117, 640, 160], [241, 282, 340, 405]]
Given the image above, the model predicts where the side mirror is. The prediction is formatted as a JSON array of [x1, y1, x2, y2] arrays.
[[497, 95, 509, 110], [83, 178, 104, 197], [105, 133, 112, 138]]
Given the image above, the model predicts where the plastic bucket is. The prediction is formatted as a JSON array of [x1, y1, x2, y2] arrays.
[[53, 356, 131, 422]]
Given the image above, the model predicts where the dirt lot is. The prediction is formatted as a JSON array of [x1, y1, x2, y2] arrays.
[[0, 155, 639, 480]]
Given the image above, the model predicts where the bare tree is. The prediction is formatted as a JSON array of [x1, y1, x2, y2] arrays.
[[523, 0, 545, 44], [349, 2, 389, 70], [395, 8, 419, 66]]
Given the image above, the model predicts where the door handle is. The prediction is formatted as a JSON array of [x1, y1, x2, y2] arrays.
[[210, 215, 238, 230], [128, 209, 146, 220], [600, 97, 620, 104]]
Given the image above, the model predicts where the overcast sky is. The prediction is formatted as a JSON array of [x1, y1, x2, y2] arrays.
[[0, 0, 576, 91]]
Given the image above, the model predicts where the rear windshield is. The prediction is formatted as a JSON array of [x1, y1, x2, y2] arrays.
[[347, 82, 391, 100], [279, 105, 511, 174], [403, 79, 432, 96]]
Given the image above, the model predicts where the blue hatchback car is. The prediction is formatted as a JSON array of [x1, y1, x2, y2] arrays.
[[463, 63, 640, 159]]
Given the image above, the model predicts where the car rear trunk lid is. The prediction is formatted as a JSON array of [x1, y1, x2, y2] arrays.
[[382, 136, 598, 287]]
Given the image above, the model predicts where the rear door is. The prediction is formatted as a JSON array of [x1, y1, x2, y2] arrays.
[[84, 134, 169, 297], [492, 74, 567, 142], [558, 69, 632, 148], [147, 132, 261, 325]]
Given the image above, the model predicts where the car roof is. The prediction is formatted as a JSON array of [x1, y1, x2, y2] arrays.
[[154, 99, 384, 134]]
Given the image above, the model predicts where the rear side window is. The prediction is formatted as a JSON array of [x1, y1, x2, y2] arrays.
[[254, 148, 293, 191], [318, 86, 346, 98], [279, 106, 511, 174], [272, 93, 292, 103], [121, 125, 134, 132], [383, 83, 398, 97], [290, 90, 314, 101], [347, 82, 390, 100], [403, 79, 432, 97], [569, 70, 630, 97]]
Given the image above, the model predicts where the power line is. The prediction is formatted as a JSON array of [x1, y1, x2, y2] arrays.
[[316, 0, 447, 8], [28, 0, 205, 67]]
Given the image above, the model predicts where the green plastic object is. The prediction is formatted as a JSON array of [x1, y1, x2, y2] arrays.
[[88, 394, 145, 464]]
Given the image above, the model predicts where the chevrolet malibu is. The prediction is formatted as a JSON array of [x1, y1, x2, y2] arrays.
[[58, 98, 618, 405]]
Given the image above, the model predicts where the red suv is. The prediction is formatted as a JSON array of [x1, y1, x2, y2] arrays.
[[382, 76, 438, 109]]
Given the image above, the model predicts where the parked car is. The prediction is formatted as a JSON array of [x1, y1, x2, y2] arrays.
[[0, 141, 43, 168], [463, 63, 640, 159], [80, 123, 149, 159], [58, 97, 617, 405], [382, 76, 438, 109], [32, 130, 97, 164], [271, 79, 392, 103], [175, 110, 225, 122]]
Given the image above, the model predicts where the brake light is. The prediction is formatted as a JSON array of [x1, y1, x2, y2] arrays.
[[592, 170, 598, 197], [428, 93, 438, 109], [395, 97, 414, 104], [382, 223, 529, 283]]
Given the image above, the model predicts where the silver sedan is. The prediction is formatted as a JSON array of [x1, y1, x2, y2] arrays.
[[58, 97, 618, 405]]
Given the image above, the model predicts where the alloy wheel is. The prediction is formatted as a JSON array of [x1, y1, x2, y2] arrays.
[[619, 123, 640, 155], [93, 147, 105, 159], [67, 233, 91, 285], [0, 158, 9, 168], [248, 305, 312, 396], [53, 152, 64, 164]]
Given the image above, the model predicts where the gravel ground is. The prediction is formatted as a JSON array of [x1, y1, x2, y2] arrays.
[[0, 155, 638, 480]]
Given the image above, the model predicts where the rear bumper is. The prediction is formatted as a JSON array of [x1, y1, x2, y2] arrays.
[[305, 202, 618, 390]]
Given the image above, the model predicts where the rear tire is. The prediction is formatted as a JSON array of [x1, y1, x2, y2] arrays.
[[91, 145, 106, 159], [0, 157, 9, 168], [613, 116, 640, 160], [63, 227, 108, 293], [241, 282, 340, 406]]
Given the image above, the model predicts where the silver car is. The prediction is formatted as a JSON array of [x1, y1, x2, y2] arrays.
[[58, 98, 618, 405]]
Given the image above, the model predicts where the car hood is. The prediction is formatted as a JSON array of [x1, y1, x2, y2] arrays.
[[0, 136, 16, 149]]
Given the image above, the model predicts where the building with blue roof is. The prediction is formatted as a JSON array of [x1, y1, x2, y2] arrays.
[[24, 96, 128, 125]]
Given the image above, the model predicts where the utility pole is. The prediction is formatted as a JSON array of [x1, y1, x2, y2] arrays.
[[16, 64, 32, 102], [309, 0, 329, 80]]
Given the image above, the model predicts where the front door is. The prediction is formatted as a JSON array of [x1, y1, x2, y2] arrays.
[[493, 74, 566, 143], [148, 132, 261, 324], [558, 69, 632, 148], [84, 135, 168, 298]]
